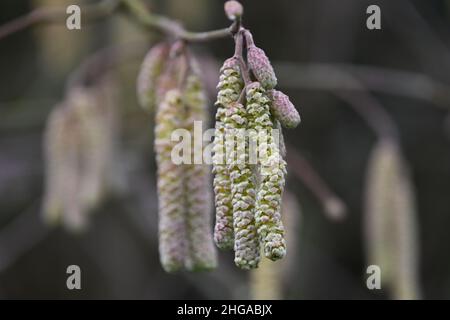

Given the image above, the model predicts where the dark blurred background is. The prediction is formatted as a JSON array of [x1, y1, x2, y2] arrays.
[[0, 0, 450, 299]]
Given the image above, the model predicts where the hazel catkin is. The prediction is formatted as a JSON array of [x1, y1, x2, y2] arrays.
[[137, 43, 170, 113], [225, 102, 260, 269], [246, 82, 287, 261], [212, 57, 244, 250], [268, 89, 301, 129], [245, 31, 277, 90], [365, 139, 421, 299], [155, 89, 188, 272], [183, 73, 217, 271]]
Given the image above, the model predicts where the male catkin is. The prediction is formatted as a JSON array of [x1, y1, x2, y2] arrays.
[[213, 57, 244, 250], [246, 82, 287, 261], [137, 43, 170, 113], [365, 140, 420, 299], [225, 102, 260, 269], [43, 106, 70, 225], [155, 89, 188, 272], [43, 81, 119, 232], [183, 73, 217, 271]]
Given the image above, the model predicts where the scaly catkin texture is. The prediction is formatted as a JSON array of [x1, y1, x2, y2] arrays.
[[213, 57, 244, 250], [155, 89, 188, 272], [137, 43, 169, 113], [225, 102, 260, 269], [245, 32, 277, 90], [246, 82, 287, 261], [183, 73, 217, 271], [267, 89, 301, 129]]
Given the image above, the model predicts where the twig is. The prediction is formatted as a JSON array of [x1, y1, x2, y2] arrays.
[[0, 0, 121, 40], [275, 62, 400, 140], [120, 0, 237, 42], [0, 0, 237, 43], [334, 90, 399, 141], [233, 30, 252, 85], [286, 146, 347, 221]]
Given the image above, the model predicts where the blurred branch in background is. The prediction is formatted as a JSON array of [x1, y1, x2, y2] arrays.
[[275, 63, 450, 109], [387, 0, 450, 82], [0, 0, 121, 40], [0, 0, 446, 300], [334, 90, 399, 141], [286, 147, 346, 221], [0, 0, 237, 43]]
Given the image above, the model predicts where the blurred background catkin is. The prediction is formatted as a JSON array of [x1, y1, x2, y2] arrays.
[[0, 0, 450, 299]]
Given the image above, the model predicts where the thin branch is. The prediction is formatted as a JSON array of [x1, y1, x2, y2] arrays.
[[233, 30, 252, 85], [274, 62, 450, 109], [121, 0, 237, 42], [0, 0, 121, 40], [275, 62, 400, 140], [334, 90, 399, 141], [0, 0, 236, 43], [286, 146, 347, 221]]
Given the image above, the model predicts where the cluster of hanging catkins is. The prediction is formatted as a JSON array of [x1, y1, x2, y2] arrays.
[[138, 0, 300, 272], [43, 77, 119, 231], [212, 27, 301, 269], [137, 41, 217, 272]]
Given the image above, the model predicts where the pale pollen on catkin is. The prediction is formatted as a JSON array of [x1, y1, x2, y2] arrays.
[[246, 82, 287, 261], [212, 57, 244, 250], [225, 102, 260, 269]]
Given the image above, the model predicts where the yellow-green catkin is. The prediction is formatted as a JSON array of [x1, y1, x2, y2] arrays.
[[155, 89, 188, 272], [137, 43, 170, 113], [246, 82, 287, 261], [365, 139, 421, 299], [225, 102, 260, 269], [213, 57, 244, 250], [183, 72, 217, 271], [250, 192, 301, 299]]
